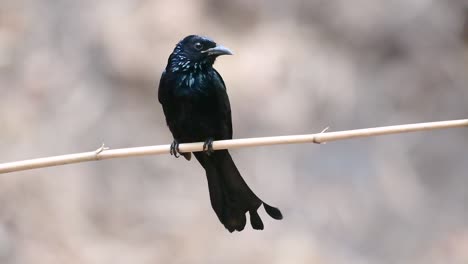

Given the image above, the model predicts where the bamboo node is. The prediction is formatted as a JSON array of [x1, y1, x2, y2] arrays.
[[313, 126, 330, 144], [94, 143, 109, 157]]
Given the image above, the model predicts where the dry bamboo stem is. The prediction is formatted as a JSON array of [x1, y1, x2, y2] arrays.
[[0, 119, 467, 174]]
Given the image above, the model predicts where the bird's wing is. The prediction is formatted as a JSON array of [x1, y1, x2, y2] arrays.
[[157, 69, 176, 133], [213, 69, 233, 139], [158, 70, 168, 105]]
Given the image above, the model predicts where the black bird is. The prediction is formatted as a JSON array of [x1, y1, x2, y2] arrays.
[[158, 35, 282, 232]]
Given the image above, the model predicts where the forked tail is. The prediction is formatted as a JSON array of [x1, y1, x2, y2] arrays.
[[194, 150, 282, 232]]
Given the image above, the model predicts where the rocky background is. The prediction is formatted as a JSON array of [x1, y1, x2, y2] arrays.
[[0, 0, 468, 263]]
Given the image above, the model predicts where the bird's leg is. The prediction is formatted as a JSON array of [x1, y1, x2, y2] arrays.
[[203, 137, 214, 155], [170, 140, 181, 158]]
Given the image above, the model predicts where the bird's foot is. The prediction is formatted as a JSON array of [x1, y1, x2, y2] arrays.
[[170, 140, 181, 158], [203, 138, 214, 155]]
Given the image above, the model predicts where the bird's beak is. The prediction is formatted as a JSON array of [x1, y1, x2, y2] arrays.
[[202, 45, 234, 56]]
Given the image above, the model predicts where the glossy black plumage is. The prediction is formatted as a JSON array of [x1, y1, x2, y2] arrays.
[[158, 35, 282, 232]]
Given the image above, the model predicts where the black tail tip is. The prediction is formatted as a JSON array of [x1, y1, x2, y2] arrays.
[[224, 213, 246, 232], [263, 203, 283, 220], [249, 210, 264, 230]]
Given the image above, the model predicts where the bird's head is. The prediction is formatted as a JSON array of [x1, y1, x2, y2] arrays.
[[167, 35, 233, 73]]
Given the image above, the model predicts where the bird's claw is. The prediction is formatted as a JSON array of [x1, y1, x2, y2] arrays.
[[170, 140, 181, 158], [203, 138, 214, 155]]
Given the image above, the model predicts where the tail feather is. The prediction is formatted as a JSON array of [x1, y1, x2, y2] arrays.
[[194, 150, 282, 232], [249, 210, 264, 230], [263, 203, 283, 220]]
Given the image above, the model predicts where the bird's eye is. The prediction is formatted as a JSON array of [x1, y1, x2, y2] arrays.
[[194, 42, 203, 50]]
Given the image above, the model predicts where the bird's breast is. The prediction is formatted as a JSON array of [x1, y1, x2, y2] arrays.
[[174, 72, 211, 97]]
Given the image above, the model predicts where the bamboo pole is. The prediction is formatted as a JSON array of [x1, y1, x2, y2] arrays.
[[0, 119, 467, 174]]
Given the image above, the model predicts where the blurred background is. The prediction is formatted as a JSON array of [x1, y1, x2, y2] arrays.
[[0, 0, 468, 263]]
